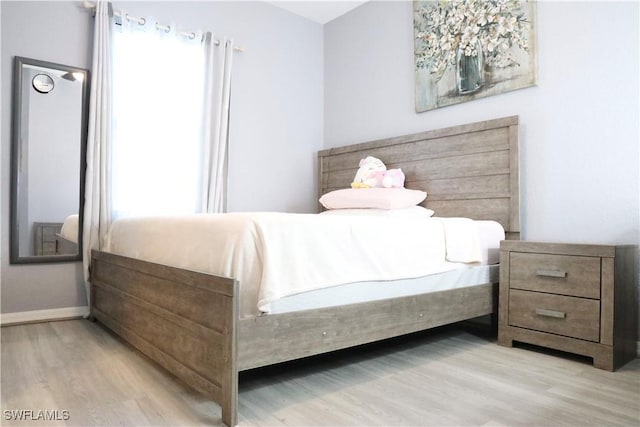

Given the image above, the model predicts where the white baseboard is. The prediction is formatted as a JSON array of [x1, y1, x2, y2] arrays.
[[1, 306, 89, 326]]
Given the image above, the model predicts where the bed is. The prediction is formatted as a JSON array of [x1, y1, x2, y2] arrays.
[[55, 214, 79, 255], [89, 116, 520, 427]]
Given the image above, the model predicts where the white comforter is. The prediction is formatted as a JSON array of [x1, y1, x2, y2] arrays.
[[60, 214, 79, 243], [104, 212, 486, 318]]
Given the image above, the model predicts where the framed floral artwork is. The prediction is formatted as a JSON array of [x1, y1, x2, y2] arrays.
[[414, 0, 537, 112]]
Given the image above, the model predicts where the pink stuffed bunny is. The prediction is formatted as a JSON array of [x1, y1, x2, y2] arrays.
[[371, 168, 405, 188], [351, 156, 405, 188]]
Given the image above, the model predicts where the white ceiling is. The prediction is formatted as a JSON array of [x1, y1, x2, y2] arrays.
[[266, 1, 368, 24]]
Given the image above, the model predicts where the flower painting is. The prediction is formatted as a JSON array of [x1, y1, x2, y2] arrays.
[[414, 0, 537, 112]]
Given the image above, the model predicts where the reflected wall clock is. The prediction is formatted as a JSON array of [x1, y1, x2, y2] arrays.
[[32, 73, 54, 93]]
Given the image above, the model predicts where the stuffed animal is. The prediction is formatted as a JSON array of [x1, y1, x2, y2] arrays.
[[351, 156, 386, 188], [351, 157, 405, 188], [380, 168, 405, 188]]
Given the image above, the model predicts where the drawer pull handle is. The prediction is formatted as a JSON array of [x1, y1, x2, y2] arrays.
[[535, 269, 567, 278], [535, 308, 566, 319]]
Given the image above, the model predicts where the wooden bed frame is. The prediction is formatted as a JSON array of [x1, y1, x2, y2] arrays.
[[90, 116, 520, 426], [55, 234, 78, 255]]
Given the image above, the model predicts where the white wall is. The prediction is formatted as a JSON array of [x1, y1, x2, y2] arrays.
[[325, 1, 639, 246], [1, 1, 92, 314], [1, 1, 323, 314]]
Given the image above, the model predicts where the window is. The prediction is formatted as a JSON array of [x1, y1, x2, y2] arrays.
[[111, 20, 207, 219]]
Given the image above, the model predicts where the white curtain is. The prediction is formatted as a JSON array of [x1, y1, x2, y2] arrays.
[[82, 0, 113, 299], [202, 33, 234, 213], [83, 3, 235, 305]]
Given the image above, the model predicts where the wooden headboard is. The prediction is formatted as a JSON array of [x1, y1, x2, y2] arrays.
[[318, 116, 520, 240]]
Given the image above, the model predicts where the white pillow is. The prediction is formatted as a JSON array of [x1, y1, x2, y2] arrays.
[[319, 206, 434, 218], [319, 188, 427, 210]]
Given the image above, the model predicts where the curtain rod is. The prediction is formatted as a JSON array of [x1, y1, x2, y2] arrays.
[[82, 1, 245, 52]]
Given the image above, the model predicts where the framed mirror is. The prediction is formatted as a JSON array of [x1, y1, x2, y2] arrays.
[[10, 56, 89, 264]]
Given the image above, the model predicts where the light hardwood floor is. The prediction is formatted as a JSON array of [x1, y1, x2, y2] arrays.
[[1, 319, 638, 426]]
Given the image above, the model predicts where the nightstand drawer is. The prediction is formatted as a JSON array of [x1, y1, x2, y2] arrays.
[[508, 289, 600, 342], [509, 252, 601, 299]]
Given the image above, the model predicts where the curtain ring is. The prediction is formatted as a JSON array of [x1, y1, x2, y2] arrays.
[[125, 14, 145, 25], [155, 22, 171, 33]]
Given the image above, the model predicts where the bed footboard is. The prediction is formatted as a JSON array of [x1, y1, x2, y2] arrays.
[[90, 250, 238, 427]]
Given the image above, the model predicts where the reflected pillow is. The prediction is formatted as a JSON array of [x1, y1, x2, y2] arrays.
[[319, 188, 427, 210], [319, 206, 434, 218]]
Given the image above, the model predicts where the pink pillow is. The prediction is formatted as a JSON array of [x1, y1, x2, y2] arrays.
[[319, 188, 427, 210], [319, 206, 434, 218]]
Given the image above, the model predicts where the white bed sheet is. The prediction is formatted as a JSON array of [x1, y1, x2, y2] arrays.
[[267, 263, 499, 314], [104, 213, 504, 318], [268, 219, 503, 314]]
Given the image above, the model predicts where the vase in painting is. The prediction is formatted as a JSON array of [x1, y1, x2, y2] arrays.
[[456, 47, 484, 95]]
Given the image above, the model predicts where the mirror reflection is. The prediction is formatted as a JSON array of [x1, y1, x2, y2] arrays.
[[10, 57, 88, 264]]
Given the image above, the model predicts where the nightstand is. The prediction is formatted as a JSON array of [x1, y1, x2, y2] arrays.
[[33, 222, 63, 256], [498, 241, 638, 371]]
